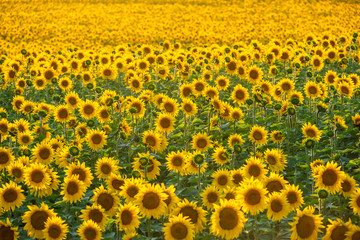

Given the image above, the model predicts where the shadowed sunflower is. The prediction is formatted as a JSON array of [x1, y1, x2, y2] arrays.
[[22, 203, 56, 239], [289, 206, 323, 240], [133, 152, 161, 180], [127, 98, 145, 118], [7, 161, 25, 182], [263, 172, 288, 194], [210, 199, 247, 240], [161, 184, 180, 213], [134, 184, 167, 219], [163, 214, 195, 240], [117, 202, 141, 232], [0, 181, 25, 211], [107, 174, 125, 193], [142, 130, 162, 153], [78, 220, 102, 240], [212, 146, 230, 166], [43, 216, 68, 240], [80, 204, 108, 230], [65, 162, 94, 188], [346, 223, 360, 240], [230, 168, 245, 186], [227, 133, 244, 149]]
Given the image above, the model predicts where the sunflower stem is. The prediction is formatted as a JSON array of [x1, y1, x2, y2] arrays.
[[252, 101, 256, 125], [198, 164, 202, 202], [147, 218, 151, 238]]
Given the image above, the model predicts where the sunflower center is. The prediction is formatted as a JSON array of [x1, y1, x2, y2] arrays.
[[352, 231, 360, 240], [3, 189, 17, 203], [232, 112, 241, 120], [31, 211, 49, 230], [83, 74, 90, 81], [282, 83, 291, 91], [49, 224, 61, 238], [328, 52, 335, 59], [327, 75, 335, 83], [206, 90, 216, 98], [45, 70, 54, 80], [159, 69, 166, 75], [195, 83, 204, 91], [91, 134, 102, 144], [232, 173, 243, 185], [207, 192, 218, 203], [322, 169, 337, 186], [84, 105, 94, 115], [314, 59, 321, 67], [12, 168, 22, 178], [142, 192, 160, 210], [97, 193, 114, 211], [296, 215, 315, 239], [266, 181, 283, 194], [171, 222, 188, 239], [139, 62, 147, 70], [267, 156, 277, 165], [245, 189, 261, 205], [31, 170, 44, 183], [39, 148, 51, 160], [0, 225, 14, 240], [225, 192, 235, 200], [103, 69, 111, 77], [238, 67, 245, 75], [146, 136, 156, 146], [248, 165, 260, 177], [164, 103, 174, 113], [270, 199, 283, 212], [341, 86, 349, 95], [67, 181, 79, 195], [89, 209, 103, 224], [253, 131, 263, 140], [164, 192, 172, 206], [160, 118, 171, 128], [61, 80, 69, 88], [184, 104, 193, 112], [58, 109, 68, 119], [249, 70, 259, 80], [331, 225, 348, 240], [182, 87, 191, 97], [180, 206, 198, 224], [111, 179, 124, 190], [219, 207, 239, 230], [227, 61, 236, 71], [121, 209, 133, 225], [72, 168, 86, 181], [101, 164, 111, 174], [0, 152, 10, 164], [218, 151, 227, 161], [217, 175, 228, 186], [21, 135, 30, 143], [127, 186, 139, 198], [9, 70, 16, 78], [306, 129, 316, 138], [196, 138, 207, 148], [0, 124, 8, 133], [356, 196, 360, 208], [218, 79, 226, 86], [172, 156, 183, 167], [308, 86, 318, 95], [341, 180, 351, 192], [84, 227, 97, 240]]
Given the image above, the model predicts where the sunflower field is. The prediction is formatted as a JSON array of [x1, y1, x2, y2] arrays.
[[1, 0, 360, 239]]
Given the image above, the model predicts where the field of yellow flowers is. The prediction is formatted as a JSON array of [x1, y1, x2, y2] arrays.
[[1, 0, 360, 239]]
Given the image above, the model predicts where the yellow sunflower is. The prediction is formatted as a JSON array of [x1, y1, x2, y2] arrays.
[[61, 175, 86, 203], [22, 203, 56, 239], [32, 141, 54, 164], [323, 218, 352, 240], [79, 100, 99, 120], [242, 156, 268, 181], [215, 75, 230, 91], [133, 152, 161, 180], [230, 168, 245, 186], [86, 129, 107, 151], [156, 113, 175, 134], [127, 98, 146, 118], [349, 188, 360, 216], [236, 178, 268, 215], [302, 122, 322, 142], [304, 81, 321, 99], [314, 161, 345, 194], [289, 206, 323, 240], [346, 223, 360, 240], [77, 220, 102, 240], [24, 163, 50, 190], [54, 105, 72, 123], [95, 157, 120, 180], [283, 184, 304, 211], [0, 218, 19, 240], [267, 192, 291, 221], [0, 181, 25, 211], [134, 183, 167, 219], [163, 214, 195, 240], [116, 202, 141, 232], [172, 198, 206, 233], [247, 65, 263, 84], [43, 216, 69, 240], [91, 185, 120, 217], [212, 169, 233, 189], [191, 132, 212, 152], [58, 77, 73, 92], [263, 148, 287, 172], [120, 178, 143, 203], [337, 81, 354, 98], [212, 146, 230, 166], [7, 161, 25, 182], [249, 125, 268, 146], [80, 204, 108, 230], [161, 97, 179, 116], [0, 147, 14, 170], [166, 151, 188, 175], [227, 133, 244, 149], [340, 173, 358, 198], [65, 161, 94, 188], [142, 130, 162, 153], [201, 185, 221, 210], [17, 131, 33, 146], [106, 174, 125, 193], [210, 199, 247, 240], [181, 99, 198, 116], [263, 172, 288, 194], [278, 78, 295, 94]]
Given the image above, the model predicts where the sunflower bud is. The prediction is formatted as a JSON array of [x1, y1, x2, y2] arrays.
[[353, 32, 358, 38], [318, 189, 328, 199], [129, 107, 137, 114], [274, 103, 282, 110], [69, 145, 80, 156], [48, 88, 54, 95], [341, 58, 348, 64], [15, 89, 22, 95], [233, 143, 242, 153], [245, 98, 254, 106], [224, 57, 230, 63], [193, 153, 205, 165], [187, 58, 193, 64], [291, 97, 300, 106], [85, 60, 91, 66], [306, 71, 313, 78], [254, 94, 263, 103], [148, 82, 156, 90], [0, 111, 8, 118], [21, 49, 27, 55], [132, 170, 141, 178], [324, 58, 330, 64], [52, 95, 61, 103], [87, 119, 95, 128], [304, 138, 315, 149], [38, 110, 47, 118], [26, 80, 33, 87], [86, 82, 94, 90], [287, 68, 293, 74], [139, 156, 149, 167], [287, 106, 296, 115], [22, 148, 31, 157], [95, 87, 102, 94], [294, 63, 301, 69], [70, 74, 75, 79]]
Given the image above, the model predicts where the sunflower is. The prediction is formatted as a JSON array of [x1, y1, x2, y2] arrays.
[[58, 77, 73, 92], [20, 100, 35, 115], [161, 97, 179, 116], [54, 105, 72, 123], [0, 118, 9, 140], [290, 206, 324, 240], [120, 178, 143, 203], [0, 147, 14, 170], [236, 178, 268, 215], [323, 219, 352, 240], [242, 156, 268, 181], [212, 146, 230, 165], [314, 161, 345, 194], [311, 55, 324, 71], [91, 185, 120, 217], [204, 86, 219, 100], [117, 202, 141, 232], [215, 75, 230, 91], [0, 181, 25, 211], [212, 169, 233, 189], [80, 204, 108, 230], [78, 220, 102, 240], [249, 125, 268, 146], [263, 173, 288, 194], [201, 185, 221, 210], [142, 130, 162, 153], [304, 81, 321, 99], [192, 79, 207, 96], [32, 141, 54, 164], [33, 77, 47, 90], [22, 203, 56, 239], [283, 184, 304, 210], [210, 199, 247, 240], [95, 157, 119, 180], [179, 83, 195, 99], [0, 218, 19, 240], [302, 122, 322, 142], [340, 174, 358, 198], [65, 161, 93, 187], [100, 66, 117, 80], [181, 99, 198, 116], [166, 151, 188, 175], [79, 100, 99, 120], [61, 175, 86, 203], [7, 161, 25, 182], [185, 152, 208, 175], [128, 76, 143, 93], [337, 81, 354, 98], [225, 60, 238, 75], [191, 132, 212, 152], [346, 223, 360, 240], [289, 90, 304, 105], [349, 73, 360, 88], [267, 192, 291, 221], [227, 133, 244, 149], [326, 48, 337, 62], [230, 107, 243, 122], [264, 148, 287, 172], [43, 216, 68, 240], [106, 174, 125, 193], [324, 70, 337, 86], [172, 198, 206, 233], [230, 168, 245, 186], [134, 184, 167, 219], [133, 152, 161, 180], [12, 95, 25, 113], [278, 78, 295, 94], [247, 65, 263, 84], [24, 163, 50, 190], [86, 129, 107, 151], [164, 214, 194, 240], [127, 98, 145, 118], [156, 113, 175, 134]]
